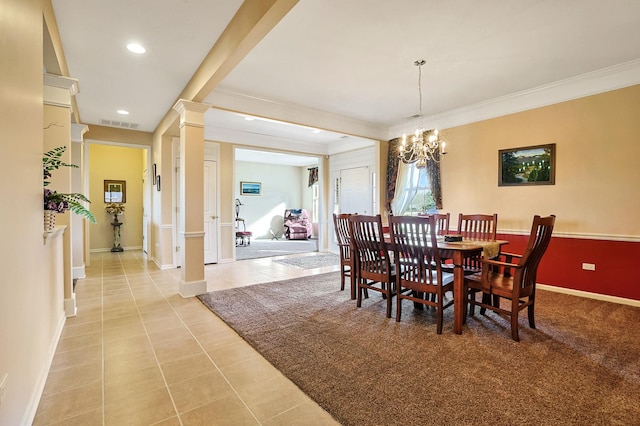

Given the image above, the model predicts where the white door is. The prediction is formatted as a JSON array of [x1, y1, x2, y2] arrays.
[[142, 167, 149, 253], [203, 160, 218, 264], [340, 166, 370, 214]]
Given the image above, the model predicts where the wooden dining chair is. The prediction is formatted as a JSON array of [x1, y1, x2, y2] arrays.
[[457, 213, 498, 241], [349, 214, 396, 318], [333, 213, 355, 299], [455, 213, 498, 273], [389, 215, 454, 333], [464, 215, 556, 341], [432, 212, 451, 236]]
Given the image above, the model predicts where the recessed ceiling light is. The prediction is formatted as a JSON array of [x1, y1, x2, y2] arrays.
[[126, 43, 146, 54], [244, 116, 255, 121], [117, 109, 129, 115], [312, 129, 321, 134]]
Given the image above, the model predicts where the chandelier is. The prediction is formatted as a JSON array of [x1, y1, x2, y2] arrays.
[[398, 59, 447, 168]]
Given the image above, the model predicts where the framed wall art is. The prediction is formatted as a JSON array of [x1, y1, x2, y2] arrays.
[[498, 143, 556, 186], [240, 181, 261, 196], [104, 180, 126, 203]]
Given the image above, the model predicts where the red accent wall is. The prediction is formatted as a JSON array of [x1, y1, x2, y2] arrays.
[[497, 233, 640, 301]]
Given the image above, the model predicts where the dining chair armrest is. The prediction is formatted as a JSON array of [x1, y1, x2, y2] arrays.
[[497, 251, 522, 260], [481, 257, 520, 275]]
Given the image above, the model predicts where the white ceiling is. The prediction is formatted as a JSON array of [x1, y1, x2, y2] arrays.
[[51, 0, 640, 163]]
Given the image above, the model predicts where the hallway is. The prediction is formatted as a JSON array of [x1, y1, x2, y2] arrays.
[[33, 250, 339, 425]]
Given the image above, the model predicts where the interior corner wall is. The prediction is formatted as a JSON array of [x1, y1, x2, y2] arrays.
[[235, 161, 306, 239], [441, 84, 640, 237], [439, 84, 640, 299], [219, 143, 234, 261], [88, 144, 144, 251], [1, 1, 54, 425]]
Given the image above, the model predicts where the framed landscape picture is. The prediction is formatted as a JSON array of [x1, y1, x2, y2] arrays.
[[498, 144, 556, 186], [240, 181, 261, 195]]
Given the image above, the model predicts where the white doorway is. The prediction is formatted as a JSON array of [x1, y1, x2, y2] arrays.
[[203, 160, 218, 264], [339, 166, 371, 214]]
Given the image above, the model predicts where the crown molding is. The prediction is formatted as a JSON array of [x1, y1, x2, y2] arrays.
[[388, 59, 640, 138]]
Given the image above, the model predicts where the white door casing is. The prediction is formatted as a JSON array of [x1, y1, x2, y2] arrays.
[[203, 160, 218, 264]]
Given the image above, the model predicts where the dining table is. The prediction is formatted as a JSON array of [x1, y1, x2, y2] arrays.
[[384, 234, 508, 334]]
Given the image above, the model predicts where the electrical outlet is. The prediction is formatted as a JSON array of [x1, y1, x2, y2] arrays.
[[582, 263, 596, 271], [0, 373, 8, 406]]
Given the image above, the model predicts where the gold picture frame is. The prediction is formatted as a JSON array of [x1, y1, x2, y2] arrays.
[[498, 144, 556, 186], [104, 180, 126, 203]]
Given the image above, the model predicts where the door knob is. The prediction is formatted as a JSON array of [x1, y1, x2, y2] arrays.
[[211, 215, 218, 219]]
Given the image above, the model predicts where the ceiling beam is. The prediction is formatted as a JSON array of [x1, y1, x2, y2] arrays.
[[42, 0, 81, 125], [154, 0, 299, 137]]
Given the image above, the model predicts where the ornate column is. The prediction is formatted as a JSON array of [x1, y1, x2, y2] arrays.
[[172, 99, 210, 297], [71, 124, 89, 278], [43, 74, 78, 317]]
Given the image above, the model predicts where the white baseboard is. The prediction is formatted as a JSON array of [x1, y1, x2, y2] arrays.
[[151, 256, 175, 270], [538, 284, 640, 307], [179, 279, 207, 298], [23, 312, 66, 426], [72, 265, 85, 279], [89, 245, 143, 253]]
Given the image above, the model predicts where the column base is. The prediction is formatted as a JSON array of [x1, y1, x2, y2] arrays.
[[64, 293, 77, 317], [72, 265, 86, 279], [179, 279, 207, 298]]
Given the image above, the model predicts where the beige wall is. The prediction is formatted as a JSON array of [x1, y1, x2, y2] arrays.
[[0, 0, 55, 424], [441, 85, 640, 237], [89, 144, 144, 250], [85, 124, 153, 146]]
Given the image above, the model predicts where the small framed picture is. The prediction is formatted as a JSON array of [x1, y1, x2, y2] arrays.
[[498, 144, 556, 186], [104, 180, 126, 203], [240, 181, 261, 196], [152, 163, 157, 184], [156, 175, 161, 192]]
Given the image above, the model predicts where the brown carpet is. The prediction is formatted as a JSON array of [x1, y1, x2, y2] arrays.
[[198, 272, 640, 425]]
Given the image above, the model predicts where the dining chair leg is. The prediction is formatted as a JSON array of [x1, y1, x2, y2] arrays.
[[385, 288, 392, 318], [396, 291, 402, 322], [492, 295, 500, 308], [466, 288, 476, 318], [480, 293, 491, 315], [511, 297, 520, 342], [436, 301, 444, 334], [527, 299, 536, 329]]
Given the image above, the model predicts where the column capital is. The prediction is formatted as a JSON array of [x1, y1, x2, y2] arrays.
[[44, 74, 79, 108], [172, 99, 211, 128], [71, 123, 89, 143]]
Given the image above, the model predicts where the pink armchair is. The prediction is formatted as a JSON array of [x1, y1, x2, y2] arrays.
[[284, 208, 312, 240]]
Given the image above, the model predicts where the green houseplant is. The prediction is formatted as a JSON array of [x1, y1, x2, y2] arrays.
[[43, 146, 96, 227]]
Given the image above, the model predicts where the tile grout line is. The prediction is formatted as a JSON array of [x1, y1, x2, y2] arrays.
[[147, 271, 264, 424], [97, 253, 105, 426], [121, 251, 185, 426]]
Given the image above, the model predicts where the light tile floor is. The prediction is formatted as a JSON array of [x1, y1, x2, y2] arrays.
[[33, 250, 341, 426]]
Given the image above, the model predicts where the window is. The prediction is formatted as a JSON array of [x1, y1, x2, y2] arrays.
[[392, 162, 436, 216]]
